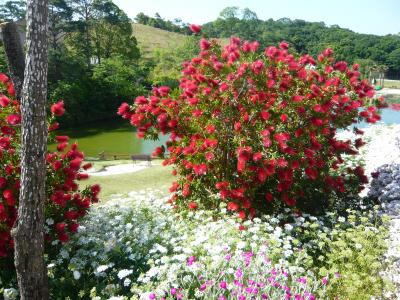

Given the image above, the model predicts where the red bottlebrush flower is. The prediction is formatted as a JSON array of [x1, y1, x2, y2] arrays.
[[57, 142, 68, 152], [238, 224, 245, 231], [169, 182, 179, 192], [188, 202, 198, 210], [282, 194, 296, 206], [182, 183, 190, 197], [205, 152, 214, 161], [6, 114, 21, 125], [227, 201, 239, 211], [49, 122, 59, 131], [152, 146, 164, 157], [193, 164, 207, 175], [355, 138, 366, 149], [237, 210, 246, 220], [69, 158, 83, 171], [280, 114, 288, 122], [206, 124, 216, 134], [0, 177, 6, 188], [55, 136, 69, 143], [333, 61, 348, 72], [69, 222, 79, 233], [77, 173, 89, 180], [3, 189, 15, 206], [82, 163, 92, 170], [0, 73, 9, 83], [7, 83, 15, 97], [117, 102, 130, 117], [0, 95, 10, 107], [257, 168, 267, 182], [158, 86, 170, 97], [277, 158, 288, 168], [64, 210, 78, 220], [215, 181, 229, 190], [279, 41, 289, 50], [234, 121, 241, 132], [371, 171, 380, 178], [91, 184, 101, 195], [265, 192, 273, 202], [189, 24, 201, 33], [0, 203, 7, 221], [305, 167, 318, 180], [0, 137, 11, 150], [58, 233, 69, 243], [253, 152, 262, 162], [55, 222, 66, 232], [200, 38, 210, 50], [51, 101, 65, 116], [52, 160, 62, 171], [261, 111, 270, 120]]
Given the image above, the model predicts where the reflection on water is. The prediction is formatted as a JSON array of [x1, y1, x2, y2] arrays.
[[49, 118, 169, 158]]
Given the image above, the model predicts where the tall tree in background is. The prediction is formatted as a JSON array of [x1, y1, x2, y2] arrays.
[[12, 0, 49, 298]]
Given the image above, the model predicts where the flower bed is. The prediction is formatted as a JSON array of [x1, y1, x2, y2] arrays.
[[36, 189, 389, 300]]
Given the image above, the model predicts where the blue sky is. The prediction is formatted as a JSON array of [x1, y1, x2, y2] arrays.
[[113, 0, 400, 36]]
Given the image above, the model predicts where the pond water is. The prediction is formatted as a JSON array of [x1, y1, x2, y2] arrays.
[[50, 106, 400, 159], [49, 119, 168, 159]]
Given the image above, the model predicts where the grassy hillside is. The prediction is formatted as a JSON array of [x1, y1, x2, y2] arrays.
[[132, 23, 187, 58]]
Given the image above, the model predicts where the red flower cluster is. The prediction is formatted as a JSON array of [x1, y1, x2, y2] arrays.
[[119, 37, 383, 217], [0, 77, 99, 258]]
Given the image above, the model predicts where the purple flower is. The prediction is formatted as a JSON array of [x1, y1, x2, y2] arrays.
[[225, 254, 232, 261], [238, 295, 246, 300], [200, 284, 207, 291], [235, 268, 243, 279], [170, 288, 177, 295], [335, 272, 341, 279], [186, 256, 196, 266], [219, 281, 227, 289], [297, 277, 307, 284], [322, 277, 328, 285], [218, 296, 226, 300], [149, 293, 156, 300]]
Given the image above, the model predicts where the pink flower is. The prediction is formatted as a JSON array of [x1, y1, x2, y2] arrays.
[[0, 95, 10, 107], [187, 255, 196, 266], [219, 281, 227, 289], [189, 24, 201, 33], [51, 101, 65, 116]]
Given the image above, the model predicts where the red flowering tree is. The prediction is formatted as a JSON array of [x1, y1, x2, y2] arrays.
[[119, 28, 384, 218], [0, 74, 99, 280]]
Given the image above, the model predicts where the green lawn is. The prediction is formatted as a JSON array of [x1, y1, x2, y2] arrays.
[[80, 164, 174, 201], [132, 23, 187, 59]]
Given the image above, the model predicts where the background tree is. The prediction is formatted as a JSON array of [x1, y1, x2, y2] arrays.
[[12, 0, 50, 298], [0, 0, 26, 21]]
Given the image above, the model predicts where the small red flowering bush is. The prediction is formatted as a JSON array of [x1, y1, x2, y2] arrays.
[[119, 29, 384, 218], [0, 74, 99, 266]]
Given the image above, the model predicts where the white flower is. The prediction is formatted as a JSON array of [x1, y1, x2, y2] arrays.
[[123, 278, 131, 287], [338, 216, 346, 222], [355, 243, 363, 250], [284, 224, 293, 231], [46, 218, 54, 225], [117, 269, 133, 279], [3, 288, 18, 300], [73, 270, 81, 280], [96, 265, 109, 273]]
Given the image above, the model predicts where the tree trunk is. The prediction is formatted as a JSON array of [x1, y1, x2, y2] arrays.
[[1, 22, 25, 99], [11, 0, 50, 299]]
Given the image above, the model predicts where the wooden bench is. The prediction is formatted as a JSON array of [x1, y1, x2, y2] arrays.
[[131, 154, 152, 166]]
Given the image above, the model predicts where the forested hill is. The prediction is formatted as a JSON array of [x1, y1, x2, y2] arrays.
[[136, 7, 400, 79]]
